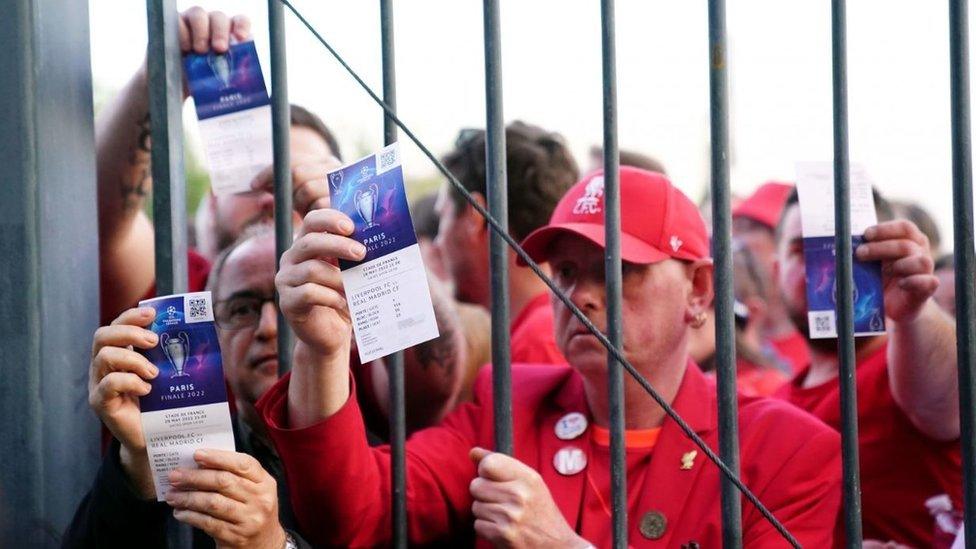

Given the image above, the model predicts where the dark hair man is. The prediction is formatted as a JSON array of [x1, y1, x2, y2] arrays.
[[256, 168, 842, 547], [434, 122, 579, 365]]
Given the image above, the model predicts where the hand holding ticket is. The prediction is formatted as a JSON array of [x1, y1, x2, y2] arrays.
[[137, 292, 235, 501], [184, 41, 272, 195], [795, 162, 886, 339], [328, 143, 440, 363]]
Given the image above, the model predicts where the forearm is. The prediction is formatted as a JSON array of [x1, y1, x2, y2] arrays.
[[97, 64, 153, 239], [889, 300, 960, 440], [96, 65, 159, 319], [287, 341, 353, 429]]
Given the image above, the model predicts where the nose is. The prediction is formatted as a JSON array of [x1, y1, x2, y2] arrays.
[[258, 192, 275, 216], [567, 273, 603, 314], [255, 300, 278, 340]]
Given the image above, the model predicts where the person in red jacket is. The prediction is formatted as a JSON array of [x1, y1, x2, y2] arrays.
[[258, 167, 842, 547], [773, 190, 962, 547]]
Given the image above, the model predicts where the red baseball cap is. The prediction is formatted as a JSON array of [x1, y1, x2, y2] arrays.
[[732, 181, 794, 230], [519, 167, 710, 265]]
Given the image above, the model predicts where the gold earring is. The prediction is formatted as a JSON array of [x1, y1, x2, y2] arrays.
[[691, 311, 707, 328]]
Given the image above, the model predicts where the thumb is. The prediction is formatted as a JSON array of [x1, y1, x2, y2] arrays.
[[250, 163, 274, 192], [469, 446, 492, 465]]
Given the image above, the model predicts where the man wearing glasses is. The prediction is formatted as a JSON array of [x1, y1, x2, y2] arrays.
[[67, 224, 466, 547]]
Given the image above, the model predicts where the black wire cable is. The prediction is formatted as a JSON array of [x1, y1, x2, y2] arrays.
[[277, 1, 800, 545]]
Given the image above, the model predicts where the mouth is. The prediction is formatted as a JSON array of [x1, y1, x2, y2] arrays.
[[250, 354, 279, 374], [568, 323, 604, 342]]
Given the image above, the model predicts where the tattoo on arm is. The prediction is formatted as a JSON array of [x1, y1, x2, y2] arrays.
[[415, 324, 458, 373], [121, 113, 152, 213]]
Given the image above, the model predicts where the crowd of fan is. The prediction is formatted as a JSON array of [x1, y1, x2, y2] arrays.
[[63, 8, 964, 549]]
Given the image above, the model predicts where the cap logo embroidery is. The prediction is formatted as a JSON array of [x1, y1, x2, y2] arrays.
[[670, 235, 683, 252], [572, 177, 604, 215]]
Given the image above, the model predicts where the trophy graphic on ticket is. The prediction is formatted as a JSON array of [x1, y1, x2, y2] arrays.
[[356, 183, 380, 229], [208, 50, 234, 89], [160, 332, 190, 378]]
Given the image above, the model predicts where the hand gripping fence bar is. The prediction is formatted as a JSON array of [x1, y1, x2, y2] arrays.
[[277, 1, 800, 545]]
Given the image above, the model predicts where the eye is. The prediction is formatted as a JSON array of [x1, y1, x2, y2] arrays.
[[553, 262, 577, 286], [228, 298, 261, 319]]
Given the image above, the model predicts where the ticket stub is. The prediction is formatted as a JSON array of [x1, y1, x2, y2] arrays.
[[796, 162, 886, 339], [329, 143, 440, 363], [138, 292, 235, 501], [184, 41, 272, 195]]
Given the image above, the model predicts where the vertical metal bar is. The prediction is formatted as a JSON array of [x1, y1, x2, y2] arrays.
[[0, 0, 101, 542], [949, 1, 976, 546], [707, 0, 743, 546], [269, 0, 294, 375], [380, 1, 407, 547], [146, 0, 188, 295], [147, 1, 191, 545], [600, 0, 626, 546], [483, 0, 513, 456], [831, 0, 863, 545]]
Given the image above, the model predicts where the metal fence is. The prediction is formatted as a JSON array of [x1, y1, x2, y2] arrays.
[[140, 0, 976, 547]]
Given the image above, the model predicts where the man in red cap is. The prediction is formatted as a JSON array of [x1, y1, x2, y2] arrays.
[[257, 167, 841, 547], [732, 181, 810, 373]]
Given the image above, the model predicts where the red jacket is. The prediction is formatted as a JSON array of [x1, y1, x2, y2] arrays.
[[258, 362, 841, 548]]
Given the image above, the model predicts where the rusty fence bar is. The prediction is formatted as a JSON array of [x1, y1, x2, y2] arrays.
[[599, 0, 627, 546], [379, 0, 408, 546], [482, 0, 513, 456], [949, 0, 976, 547], [830, 0, 864, 545], [706, 0, 743, 546]]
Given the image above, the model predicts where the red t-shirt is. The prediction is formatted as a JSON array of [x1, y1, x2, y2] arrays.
[[769, 329, 810, 375], [140, 248, 212, 302], [509, 293, 566, 365], [775, 344, 962, 546], [735, 359, 789, 397], [579, 426, 661, 546]]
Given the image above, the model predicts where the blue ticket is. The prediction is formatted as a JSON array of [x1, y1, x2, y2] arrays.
[[184, 41, 273, 195], [138, 292, 235, 501], [328, 143, 439, 362], [796, 162, 886, 339]]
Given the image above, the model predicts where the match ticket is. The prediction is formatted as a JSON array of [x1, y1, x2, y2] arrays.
[[796, 162, 886, 339], [329, 143, 440, 363], [184, 41, 272, 195], [138, 292, 235, 501]]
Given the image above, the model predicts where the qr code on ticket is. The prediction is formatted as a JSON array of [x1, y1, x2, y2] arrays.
[[378, 146, 398, 172], [184, 295, 214, 323], [810, 311, 836, 338]]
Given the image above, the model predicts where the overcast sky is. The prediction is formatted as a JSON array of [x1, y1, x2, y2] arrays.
[[90, 1, 973, 251]]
